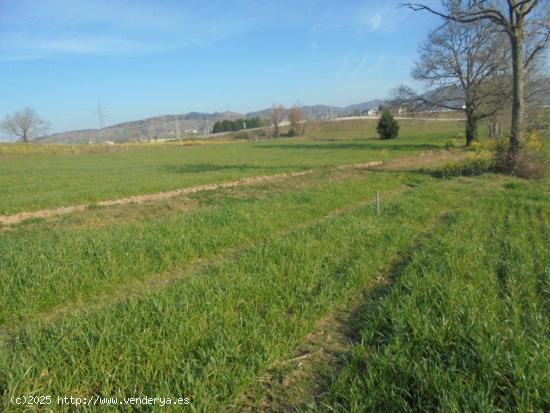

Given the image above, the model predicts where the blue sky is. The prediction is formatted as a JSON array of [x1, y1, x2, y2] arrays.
[[0, 0, 439, 132]]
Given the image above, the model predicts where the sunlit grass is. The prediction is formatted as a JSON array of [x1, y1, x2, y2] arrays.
[[0, 170, 409, 325], [0, 118, 548, 412], [0, 119, 463, 214], [317, 184, 550, 412], [1, 172, 472, 411]]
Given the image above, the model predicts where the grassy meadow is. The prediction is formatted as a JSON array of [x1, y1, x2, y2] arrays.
[[0, 119, 462, 214], [318, 186, 550, 412], [0, 119, 548, 412]]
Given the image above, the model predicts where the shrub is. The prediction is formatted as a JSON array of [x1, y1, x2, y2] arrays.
[[432, 152, 495, 179], [494, 131, 548, 179], [228, 131, 249, 141], [255, 129, 267, 137], [242, 129, 272, 141], [510, 150, 548, 179], [376, 110, 399, 140], [465, 141, 484, 152]]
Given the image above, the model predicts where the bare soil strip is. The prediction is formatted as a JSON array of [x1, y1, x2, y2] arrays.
[[0, 162, 383, 226]]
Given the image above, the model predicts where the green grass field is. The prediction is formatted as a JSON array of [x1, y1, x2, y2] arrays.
[[0, 119, 462, 214], [0, 119, 548, 412], [319, 187, 550, 412]]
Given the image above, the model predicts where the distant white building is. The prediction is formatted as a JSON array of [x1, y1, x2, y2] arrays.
[[104, 140, 115, 145], [366, 108, 379, 117], [184, 129, 198, 134]]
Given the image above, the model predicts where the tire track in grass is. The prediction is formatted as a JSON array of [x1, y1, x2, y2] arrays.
[[491, 197, 550, 411], [303, 203, 486, 411], [495, 198, 541, 320], [337, 189, 549, 413], [236, 211, 456, 412], [235, 185, 540, 411], [495, 198, 514, 298]]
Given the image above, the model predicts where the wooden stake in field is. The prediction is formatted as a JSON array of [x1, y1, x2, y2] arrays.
[[377, 190, 380, 215]]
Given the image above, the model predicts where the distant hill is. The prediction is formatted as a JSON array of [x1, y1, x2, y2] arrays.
[[36, 111, 243, 144], [24, 81, 550, 144], [246, 100, 383, 119], [36, 100, 384, 144]]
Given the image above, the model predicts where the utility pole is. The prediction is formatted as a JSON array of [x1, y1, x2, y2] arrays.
[[205, 118, 209, 136], [95, 100, 105, 129], [174, 115, 181, 144]]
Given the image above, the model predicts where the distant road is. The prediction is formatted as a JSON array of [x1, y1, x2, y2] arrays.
[[332, 115, 464, 122]]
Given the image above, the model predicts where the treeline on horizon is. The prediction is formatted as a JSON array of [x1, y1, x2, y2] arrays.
[[212, 117, 268, 133]]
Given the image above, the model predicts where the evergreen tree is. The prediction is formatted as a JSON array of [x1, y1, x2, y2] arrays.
[[376, 110, 399, 140]]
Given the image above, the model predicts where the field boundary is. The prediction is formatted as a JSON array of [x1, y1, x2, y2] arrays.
[[0, 161, 382, 226]]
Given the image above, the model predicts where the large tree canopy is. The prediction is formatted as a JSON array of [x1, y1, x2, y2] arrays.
[[404, 0, 550, 164]]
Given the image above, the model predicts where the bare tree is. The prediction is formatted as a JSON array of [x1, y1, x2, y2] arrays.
[[288, 104, 305, 136], [404, 0, 550, 164], [471, 63, 548, 138], [1, 108, 49, 143], [403, 16, 510, 145], [271, 104, 285, 137]]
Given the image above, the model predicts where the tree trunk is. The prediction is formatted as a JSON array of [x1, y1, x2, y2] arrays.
[[509, 31, 525, 163], [491, 119, 503, 139], [465, 111, 477, 146]]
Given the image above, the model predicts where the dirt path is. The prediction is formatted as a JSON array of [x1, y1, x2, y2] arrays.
[[0, 162, 380, 226]]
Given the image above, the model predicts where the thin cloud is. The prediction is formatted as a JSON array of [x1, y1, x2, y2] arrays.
[[0, 0, 263, 60], [34, 36, 163, 55], [0, 32, 180, 61], [357, 3, 411, 34], [335, 54, 387, 80], [369, 14, 383, 31]]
